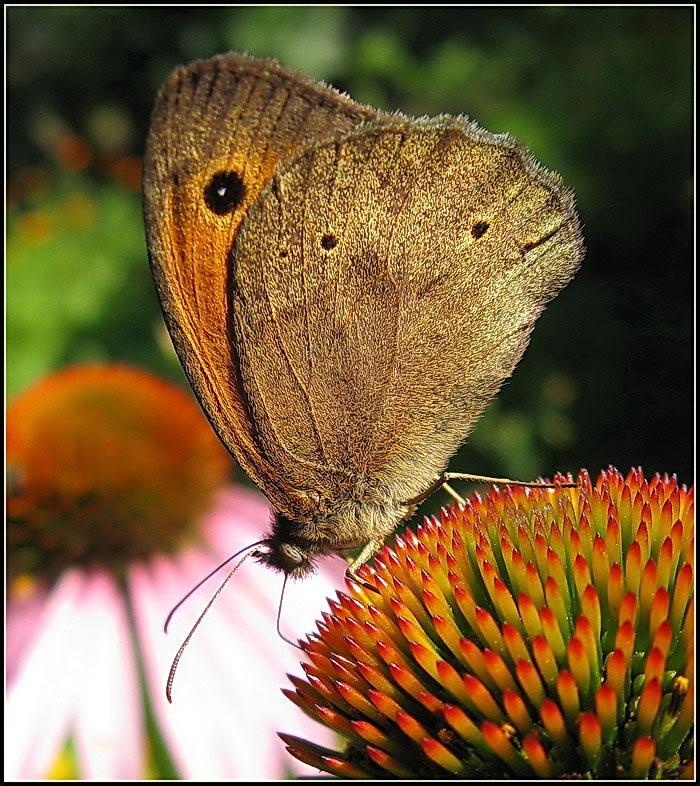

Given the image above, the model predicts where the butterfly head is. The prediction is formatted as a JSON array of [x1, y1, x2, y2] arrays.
[[255, 512, 323, 578]]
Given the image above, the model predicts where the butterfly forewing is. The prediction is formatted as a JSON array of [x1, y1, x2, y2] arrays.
[[143, 53, 386, 515]]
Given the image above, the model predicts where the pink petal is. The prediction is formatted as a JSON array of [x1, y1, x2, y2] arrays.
[[72, 570, 144, 778], [6, 577, 51, 682], [131, 552, 235, 776], [6, 568, 146, 779], [7, 569, 90, 777], [129, 486, 346, 778]]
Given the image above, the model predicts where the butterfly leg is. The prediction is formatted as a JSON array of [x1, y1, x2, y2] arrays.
[[406, 470, 577, 509], [442, 471, 577, 489], [344, 541, 382, 594]]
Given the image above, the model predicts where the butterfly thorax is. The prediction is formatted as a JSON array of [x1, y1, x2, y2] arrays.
[[257, 496, 414, 578]]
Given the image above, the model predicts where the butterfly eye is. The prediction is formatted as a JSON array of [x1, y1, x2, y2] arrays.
[[280, 543, 304, 566], [204, 170, 246, 215], [471, 221, 489, 239]]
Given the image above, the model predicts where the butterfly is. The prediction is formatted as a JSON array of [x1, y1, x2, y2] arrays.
[[143, 52, 583, 584]]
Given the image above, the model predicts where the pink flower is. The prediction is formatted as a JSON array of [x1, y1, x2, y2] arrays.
[[6, 365, 345, 779], [131, 486, 346, 778]]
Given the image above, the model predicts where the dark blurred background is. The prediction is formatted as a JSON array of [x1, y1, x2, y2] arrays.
[[7, 6, 694, 500]]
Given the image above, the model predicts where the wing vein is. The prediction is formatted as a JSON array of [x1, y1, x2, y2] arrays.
[[360, 130, 414, 472]]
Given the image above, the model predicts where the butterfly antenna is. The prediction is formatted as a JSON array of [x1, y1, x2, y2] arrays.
[[163, 539, 266, 633], [276, 572, 304, 651], [166, 543, 262, 703]]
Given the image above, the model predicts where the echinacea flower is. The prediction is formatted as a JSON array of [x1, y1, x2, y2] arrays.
[[282, 467, 694, 779], [6, 364, 344, 779]]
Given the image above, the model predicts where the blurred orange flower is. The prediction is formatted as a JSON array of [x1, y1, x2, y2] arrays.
[[6, 364, 344, 778]]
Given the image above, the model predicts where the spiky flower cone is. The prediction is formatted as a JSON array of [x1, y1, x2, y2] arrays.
[[282, 468, 694, 779]]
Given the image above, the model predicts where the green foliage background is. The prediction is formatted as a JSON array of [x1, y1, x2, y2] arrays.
[[7, 6, 694, 492]]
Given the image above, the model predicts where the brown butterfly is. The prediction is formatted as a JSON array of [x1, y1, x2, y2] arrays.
[[143, 52, 583, 582]]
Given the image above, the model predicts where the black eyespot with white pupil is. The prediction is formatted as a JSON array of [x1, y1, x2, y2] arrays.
[[204, 171, 246, 215]]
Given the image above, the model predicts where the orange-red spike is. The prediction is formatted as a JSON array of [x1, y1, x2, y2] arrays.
[[579, 712, 603, 769], [636, 678, 662, 736], [522, 732, 554, 777], [594, 684, 617, 743], [630, 736, 656, 779], [556, 670, 580, 723]]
